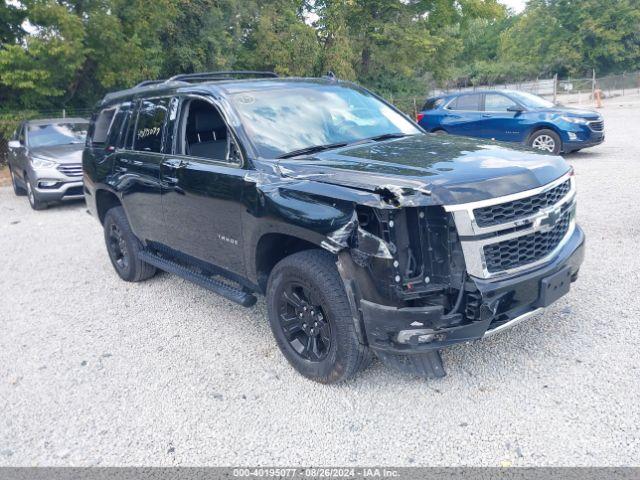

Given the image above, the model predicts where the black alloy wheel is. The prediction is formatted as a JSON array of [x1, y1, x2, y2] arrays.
[[102, 206, 156, 282], [266, 249, 372, 383], [278, 281, 332, 361], [107, 222, 130, 272]]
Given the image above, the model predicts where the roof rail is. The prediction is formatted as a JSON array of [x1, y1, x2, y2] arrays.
[[166, 70, 278, 83], [134, 79, 166, 88]]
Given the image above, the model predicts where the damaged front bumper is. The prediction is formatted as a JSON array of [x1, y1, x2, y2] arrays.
[[347, 224, 585, 355]]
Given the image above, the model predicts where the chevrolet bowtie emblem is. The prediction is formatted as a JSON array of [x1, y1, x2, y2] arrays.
[[539, 208, 562, 228]]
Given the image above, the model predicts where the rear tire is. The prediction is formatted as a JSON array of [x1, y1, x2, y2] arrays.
[[103, 206, 157, 282], [266, 249, 372, 383], [10, 167, 26, 196], [25, 175, 47, 210], [528, 129, 562, 155]]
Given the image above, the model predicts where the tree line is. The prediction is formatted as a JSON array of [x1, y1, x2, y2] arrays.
[[1, 0, 639, 114]]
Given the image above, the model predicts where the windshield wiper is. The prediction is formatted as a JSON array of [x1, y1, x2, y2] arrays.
[[366, 132, 411, 142], [276, 133, 412, 159], [277, 142, 349, 159]]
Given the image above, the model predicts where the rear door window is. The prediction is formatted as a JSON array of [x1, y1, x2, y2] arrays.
[[448, 94, 481, 111], [134, 98, 169, 153]]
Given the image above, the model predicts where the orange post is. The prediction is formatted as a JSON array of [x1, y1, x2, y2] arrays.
[[594, 87, 603, 108]]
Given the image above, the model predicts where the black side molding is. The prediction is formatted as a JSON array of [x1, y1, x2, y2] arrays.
[[137, 250, 257, 307]]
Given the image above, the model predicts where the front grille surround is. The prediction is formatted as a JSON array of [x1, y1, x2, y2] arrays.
[[444, 173, 576, 279], [57, 163, 83, 177]]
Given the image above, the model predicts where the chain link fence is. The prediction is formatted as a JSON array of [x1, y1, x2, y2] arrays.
[[391, 71, 640, 117]]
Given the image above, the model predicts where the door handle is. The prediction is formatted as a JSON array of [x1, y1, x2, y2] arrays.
[[482, 114, 492, 118], [164, 176, 185, 195], [164, 158, 188, 169]]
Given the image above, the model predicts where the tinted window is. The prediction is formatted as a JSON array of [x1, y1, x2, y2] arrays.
[[106, 102, 133, 149], [134, 99, 168, 153], [92, 109, 116, 144], [484, 94, 517, 111], [123, 102, 138, 149], [28, 122, 88, 148], [448, 94, 481, 111], [422, 98, 445, 111]]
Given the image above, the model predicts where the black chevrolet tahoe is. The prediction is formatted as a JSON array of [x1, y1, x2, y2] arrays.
[[83, 71, 585, 383]]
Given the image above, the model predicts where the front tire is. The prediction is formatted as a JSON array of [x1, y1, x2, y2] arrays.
[[25, 175, 47, 210], [266, 250, 372, 383], [10, 167, 26, 196], [103, 206, 157, 282], [529, 129, 562, 155]]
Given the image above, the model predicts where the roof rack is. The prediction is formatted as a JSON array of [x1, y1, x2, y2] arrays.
[[134, 79, 167, 88], [166, 70, 278, 83], [106, 71, 280, 104]]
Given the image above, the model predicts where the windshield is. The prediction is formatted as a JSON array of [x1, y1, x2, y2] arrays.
[[508, 91, 555, 109], [28, 122, 88, 148], [229, 84, 421, 158]]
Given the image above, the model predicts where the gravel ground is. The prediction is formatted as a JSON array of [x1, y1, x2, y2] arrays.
[[1, 99, 639, 467]]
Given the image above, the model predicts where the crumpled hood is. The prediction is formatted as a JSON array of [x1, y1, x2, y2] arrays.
[[276, 134, 570, 205], [30, 143, 84, 164]]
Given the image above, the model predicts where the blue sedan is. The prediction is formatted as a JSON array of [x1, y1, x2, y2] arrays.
[[417, 90, 604, 154]]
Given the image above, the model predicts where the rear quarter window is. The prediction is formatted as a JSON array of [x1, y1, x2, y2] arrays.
[[106, 102, 134, 149], [422, 98, 445, 110], [91, 108, 117, 145]]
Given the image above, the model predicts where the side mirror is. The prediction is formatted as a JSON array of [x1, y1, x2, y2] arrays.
[[507, 105, 524, 113], [8, 140, 21, 149]]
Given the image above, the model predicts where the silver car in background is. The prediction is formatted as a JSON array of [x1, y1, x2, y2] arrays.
[[8, 118, 88, 210]]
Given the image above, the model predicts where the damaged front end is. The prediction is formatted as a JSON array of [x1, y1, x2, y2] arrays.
[[315, 176, 585, 379], [324, 200, 469, 373]]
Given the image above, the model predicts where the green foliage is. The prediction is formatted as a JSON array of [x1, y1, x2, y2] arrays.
[[0, 0, 639, 115], [498, 0, 640, 78], [0, 2, 26, 44]]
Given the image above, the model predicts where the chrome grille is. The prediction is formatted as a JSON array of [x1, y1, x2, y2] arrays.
[[484, 209, 571, 272], [445, 173, 576, 279], [588, 120, 604, 132], [57, 163, 83, 177], [474, 180, 571, 227]]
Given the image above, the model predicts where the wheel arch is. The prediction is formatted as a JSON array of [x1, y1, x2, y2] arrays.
[[95, 188, 123, 224], [526, 123, 563, 143], [254, 232, 324, 293]]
